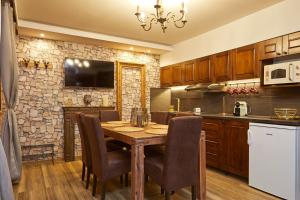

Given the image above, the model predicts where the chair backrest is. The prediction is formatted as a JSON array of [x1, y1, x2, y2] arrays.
[[81, 114, 108, 180], [99, 110, 120, 122], [163, 116, 202, 191], [151, 112, 169, 125], [75, 113, 88, 164]]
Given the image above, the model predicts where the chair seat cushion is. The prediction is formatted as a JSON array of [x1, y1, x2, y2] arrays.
[[105, 150, 131, 181], [144, 155, 164, 186]]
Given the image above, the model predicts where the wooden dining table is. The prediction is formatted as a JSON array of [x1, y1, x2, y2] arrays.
[[102, 123, 206, 200]]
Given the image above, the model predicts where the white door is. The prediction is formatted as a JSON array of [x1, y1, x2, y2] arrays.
[[248, 123, 296, 200]]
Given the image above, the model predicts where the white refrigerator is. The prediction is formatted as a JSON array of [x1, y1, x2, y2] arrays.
[[248, 123, 300, 200]]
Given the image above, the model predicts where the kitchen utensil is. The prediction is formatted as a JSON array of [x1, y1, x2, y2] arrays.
[[274, 108, 297, 120]]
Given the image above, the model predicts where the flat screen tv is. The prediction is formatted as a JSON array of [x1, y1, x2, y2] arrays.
[[64, 58, 114, 88]]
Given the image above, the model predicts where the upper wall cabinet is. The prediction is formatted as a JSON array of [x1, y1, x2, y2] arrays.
[[258, 37, 282, 60], [194, 57, 212, 83], [232, 44, 259, 80], [282, 32, 300, 55], [183, 60, 196, 84], [172, 64, 185, 85], [212, 51, 232, 82], [259, 31, 300, 60], [160, 66, 173, 87]]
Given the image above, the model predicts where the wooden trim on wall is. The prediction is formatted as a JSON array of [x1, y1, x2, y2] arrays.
[[116, 61, 146, 118]]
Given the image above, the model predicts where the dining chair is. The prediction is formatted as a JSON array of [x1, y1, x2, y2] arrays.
[[151, 112, 169, 125], [144, 116, 202, 200], [76, 113, 127, 190], [99, 110, 120, 122], [82, 114, 131, 199]]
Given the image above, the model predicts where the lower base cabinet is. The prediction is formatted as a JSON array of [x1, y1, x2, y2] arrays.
[[203, 118, 249, 178]]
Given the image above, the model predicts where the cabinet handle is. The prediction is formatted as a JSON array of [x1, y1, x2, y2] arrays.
[[283, 51, 288, 54], [276, 52, 281, 56], [266, 133, 273, 136], [247, 130, 253, 146]]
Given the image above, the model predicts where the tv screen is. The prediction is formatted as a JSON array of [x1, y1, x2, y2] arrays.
[[64, 58, 114, 88]]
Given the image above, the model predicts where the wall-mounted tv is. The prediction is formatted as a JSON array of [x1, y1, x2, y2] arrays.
[[64, 58, 114, 88]]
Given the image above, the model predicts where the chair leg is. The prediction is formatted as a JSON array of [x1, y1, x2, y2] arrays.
[[101, 183, 106, 200], [92, 175, 97, 196], [81, 163, 86, 181], [86, 166, 91, 189], [161, 187, 165, 195], [191, 185, 196, 200], [125, 173, 129, 187], [120, 175, 124, 185], [165, 191, 171, 200]]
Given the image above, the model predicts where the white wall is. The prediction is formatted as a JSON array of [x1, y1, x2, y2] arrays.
[[161, 0, 300, 67]]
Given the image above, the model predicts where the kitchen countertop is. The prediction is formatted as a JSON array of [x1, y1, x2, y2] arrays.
[[200, 113, 300, 126], [150, 111, 300, 126]]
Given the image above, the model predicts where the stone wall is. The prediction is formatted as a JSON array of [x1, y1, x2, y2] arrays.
[[15, 36, 160, 158]]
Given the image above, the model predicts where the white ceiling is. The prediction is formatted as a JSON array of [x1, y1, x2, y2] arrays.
[[16, 0, 282, 46]]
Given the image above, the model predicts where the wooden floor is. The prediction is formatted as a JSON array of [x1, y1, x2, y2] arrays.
[[13, 160, 280, 200]]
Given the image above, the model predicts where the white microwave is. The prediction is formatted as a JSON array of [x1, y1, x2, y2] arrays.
[[264, 61, 300, 85]]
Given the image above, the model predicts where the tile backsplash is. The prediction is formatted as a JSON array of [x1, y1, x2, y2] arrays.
[[171, 86, 300, 116]]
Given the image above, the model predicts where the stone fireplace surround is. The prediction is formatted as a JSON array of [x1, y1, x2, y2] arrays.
[[14, 36, 160, 158]]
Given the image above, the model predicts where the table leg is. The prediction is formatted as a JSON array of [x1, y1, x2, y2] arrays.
[[131, 144, 144, 200], [197, 132, 206, 200]]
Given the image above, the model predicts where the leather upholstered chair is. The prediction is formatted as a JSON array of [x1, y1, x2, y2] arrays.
[[151, 112, 169, 125], [82, 114, 131, 199], [76, 113, 126, 190], [99, 110, 120, 122], [144, 116, 202, 200]]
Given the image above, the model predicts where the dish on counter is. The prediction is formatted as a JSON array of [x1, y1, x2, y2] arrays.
[[101, 123, 124, 128], [274, 108, 297, 120]]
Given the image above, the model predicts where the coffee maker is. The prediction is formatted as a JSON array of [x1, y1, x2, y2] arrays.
[[233, 101, 248, 116]]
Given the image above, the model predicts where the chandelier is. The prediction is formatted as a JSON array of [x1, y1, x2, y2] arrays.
[[135, 0, 187, 33]]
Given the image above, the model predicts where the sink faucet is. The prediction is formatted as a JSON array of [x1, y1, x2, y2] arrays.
[[176, 98, 180, 112]]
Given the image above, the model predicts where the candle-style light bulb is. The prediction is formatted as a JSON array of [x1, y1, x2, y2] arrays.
[[137, 5, 140, 13], [181, 2, 185, 10]]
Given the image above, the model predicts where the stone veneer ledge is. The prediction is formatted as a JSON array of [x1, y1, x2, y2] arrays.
[[15, 36, 160, 158]]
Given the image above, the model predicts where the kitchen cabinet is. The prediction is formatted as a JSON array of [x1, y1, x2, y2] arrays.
[[223, 120, 249, 178], [195, 57, 212, 83], [259, 31, 300, 60], [202, 119, 223, 169], [258, 37, 283, 60], [212, 51, 232, 82], [172, 64, 184, 85], [183, 60, 196, 84], [202, 117, 249, 178], [232, 44, 259, 80], [160, 66, 173, 87], [282, 32, 300, 55]]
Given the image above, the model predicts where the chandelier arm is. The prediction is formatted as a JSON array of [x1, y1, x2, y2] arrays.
[[173, 10, 185, 23], [142, 17, 157, 31], [174, 20, 187, 28]]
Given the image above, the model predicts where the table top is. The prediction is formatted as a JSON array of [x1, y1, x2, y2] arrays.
[[101, 123, 168, 145]]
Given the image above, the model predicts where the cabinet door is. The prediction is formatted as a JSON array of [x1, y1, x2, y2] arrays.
[[283, 32, 300, 55], [183, 60, 196, 84], [259, 37, 283, 59], [212, 51, 232, 82], [223, 120, 249, 178], [202, 118, 223, 169], [172, 64, 184, 85], [160, 67, 172, 87], [195, 57, 212, 83], [232, 44, 258, 80]]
